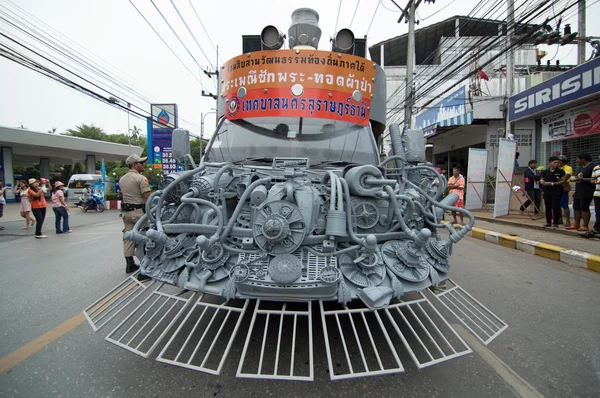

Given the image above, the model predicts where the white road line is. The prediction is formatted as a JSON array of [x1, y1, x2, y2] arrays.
[[453, 324, 544, 398]]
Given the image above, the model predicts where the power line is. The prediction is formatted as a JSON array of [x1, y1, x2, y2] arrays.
[[169, 0, 216, 71], [334, 0, 343, 34], [350, 0, 361, 29], [366, 0, 381, 36], [419, 0, 459, 21], [128, 0, 206, 90], [187, 0, 223, 63], [0, 0, 203, 131]]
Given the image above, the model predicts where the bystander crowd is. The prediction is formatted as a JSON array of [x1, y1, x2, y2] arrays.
[[51, 181, 71, 234], [569, 153, 596, 232], [540, 156, 567, 228], [0, 179, 6, 230], [28, 178, 49, 239], [557, 155, 573, 227], [447, 166, 465, 225], [14, 180, 35, 230], [520, 159, 542, 215]]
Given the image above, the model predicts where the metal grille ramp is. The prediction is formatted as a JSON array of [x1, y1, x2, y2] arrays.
[[425, 279, 508, 346], [83, 272, 156, 332], [156, 296, 249, 375], [237, 300, 314, 381], [105, 284, 197, 358], [319, 301, 405, 380], [383, 294, 472, 369]]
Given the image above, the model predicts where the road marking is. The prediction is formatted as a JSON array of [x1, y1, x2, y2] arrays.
[[0, 313, 85, 375], [453, 324, 543, 398]]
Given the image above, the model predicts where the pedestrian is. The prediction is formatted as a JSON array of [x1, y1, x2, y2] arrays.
[[514, 151, 520, 175], [14, 180, 35, 230], [447, 166, 465, 225], [0, 179, 6, 231], [568, 153, 596, 231], [51, 181, 71, 234], [120, 154, 151, 273], [540, 156, 567, 228], [586, 155, 600, 237], [520, 159, 542, 215], [557, 155, 573, 227], [28, 178, 48, 239]]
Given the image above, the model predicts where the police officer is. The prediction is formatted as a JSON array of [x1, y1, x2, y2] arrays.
[[120, 154, 151, 273]]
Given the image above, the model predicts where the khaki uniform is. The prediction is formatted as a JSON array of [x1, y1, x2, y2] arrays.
[[120, 170, 151, 257]]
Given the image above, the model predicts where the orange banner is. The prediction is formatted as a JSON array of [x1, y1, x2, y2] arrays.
[[221, 50, 377, 98], [226, 88, 370, 125]]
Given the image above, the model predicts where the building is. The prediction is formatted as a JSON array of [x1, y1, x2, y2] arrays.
[[508, 56, 600, 167], [369, 16, 574, 176]]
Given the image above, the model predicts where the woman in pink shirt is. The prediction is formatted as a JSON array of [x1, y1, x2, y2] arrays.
[[51, 181, 71, 234], [447, 166, 465, 225]]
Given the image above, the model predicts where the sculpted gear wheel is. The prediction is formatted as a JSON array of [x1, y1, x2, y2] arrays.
[[353, 202, 380, 229], [268, 254, 303, 284], [253, 200, 306, 255], [381, 240, 429, 282]]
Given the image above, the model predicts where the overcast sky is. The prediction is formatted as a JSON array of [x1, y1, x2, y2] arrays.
[[0, 0, 597, 137]]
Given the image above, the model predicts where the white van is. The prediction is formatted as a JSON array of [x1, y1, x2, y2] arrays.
[[66, 174, 102, 203]]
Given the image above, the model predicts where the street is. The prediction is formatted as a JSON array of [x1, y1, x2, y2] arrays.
[[0, 214, 599, 397]]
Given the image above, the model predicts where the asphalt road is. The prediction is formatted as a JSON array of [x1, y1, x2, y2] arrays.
[[0, 216, 599, 397]]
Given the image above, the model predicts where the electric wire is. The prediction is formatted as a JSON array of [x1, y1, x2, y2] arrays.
[[334, 0, 343, 34], [169, 0, 216, 71], [1, 1, 204, 132], [387, 0, 580, 128], [418, 0, 459, 21], [187, 0, 223, 63], [366, 0, 381, 36], [350, 0, 361, 29]]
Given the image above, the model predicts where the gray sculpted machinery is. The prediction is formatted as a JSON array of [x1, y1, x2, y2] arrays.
[[85, 8, 507, 381]]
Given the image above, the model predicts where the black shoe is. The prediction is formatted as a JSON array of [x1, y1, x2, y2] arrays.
[[125, 256, 139, 274], [543, 223, 551, 227], [136, 273, 151, 281]]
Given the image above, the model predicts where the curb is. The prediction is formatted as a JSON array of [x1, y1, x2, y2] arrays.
[[468, 227, 600, 273]]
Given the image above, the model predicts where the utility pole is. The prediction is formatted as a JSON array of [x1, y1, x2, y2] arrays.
[[395, 0, 420, 130], [404, 2, 416, 130], [505, 0, 515, 138], [578, 0, 586, 64]]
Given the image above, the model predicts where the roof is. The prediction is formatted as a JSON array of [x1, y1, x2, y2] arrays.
[[369, 15, 538, 66]]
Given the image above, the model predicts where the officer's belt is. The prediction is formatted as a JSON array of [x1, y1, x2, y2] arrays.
[[122, 203, 145, 212]]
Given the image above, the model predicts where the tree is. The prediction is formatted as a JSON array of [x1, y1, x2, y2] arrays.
[[63, 123, 107, 141], [130, 125, 142, 141], [48, 127, 57, 134]]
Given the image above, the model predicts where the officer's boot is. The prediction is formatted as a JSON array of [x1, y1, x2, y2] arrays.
[[125, 256, 139, 273]]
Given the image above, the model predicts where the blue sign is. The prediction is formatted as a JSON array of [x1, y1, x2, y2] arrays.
[[415, 86, 467, 129], [509, 56, 600, 121], [148, 104, 179, 175]]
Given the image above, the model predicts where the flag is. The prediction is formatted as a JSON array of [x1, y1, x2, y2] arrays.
[[101, 158, 106, 182], [478, 70, 490, 81]]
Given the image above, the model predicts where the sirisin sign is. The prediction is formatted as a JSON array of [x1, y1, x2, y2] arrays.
[[508, 56, 600, 122]]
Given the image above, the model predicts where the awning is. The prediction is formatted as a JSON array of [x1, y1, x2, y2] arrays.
[[424, 111, 474, 137]]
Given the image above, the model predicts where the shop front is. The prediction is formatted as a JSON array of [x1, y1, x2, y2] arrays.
[[508, 56, 600, 167]]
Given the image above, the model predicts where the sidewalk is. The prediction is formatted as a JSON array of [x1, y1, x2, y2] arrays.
[[470, 209, 599, 255]]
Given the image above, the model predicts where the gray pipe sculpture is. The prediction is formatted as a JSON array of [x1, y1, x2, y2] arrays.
[[125, 124, 475, 310]]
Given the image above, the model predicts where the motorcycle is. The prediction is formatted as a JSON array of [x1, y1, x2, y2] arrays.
[[76, 194, 105, 212]]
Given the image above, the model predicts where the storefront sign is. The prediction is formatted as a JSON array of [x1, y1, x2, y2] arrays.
[[148, 104, 179, 174], [509, 56, 600, 121], [465, 148, 488, 210], [415, 86, 467, 130], [221, 50, 376, 125], [493, 139, 517, 218], [541, 101, 600, 142]]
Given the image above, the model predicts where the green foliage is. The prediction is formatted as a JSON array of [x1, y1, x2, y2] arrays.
[[190, 137, 209, 165], [142, 165, 165, 188], [105, 193, 119, 200]]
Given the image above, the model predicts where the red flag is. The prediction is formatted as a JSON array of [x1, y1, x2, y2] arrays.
[[478, 70, 490, 81]]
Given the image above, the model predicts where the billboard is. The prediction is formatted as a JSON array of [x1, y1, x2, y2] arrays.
[[148, 104, 179, 175], [508, 56, 600, 121], [541, 101, 600, 142], [465, 148, 488, 210], [220, 50, 376, 125], [493, 139, 517, 218], [415, 86, 467, 131]]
